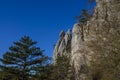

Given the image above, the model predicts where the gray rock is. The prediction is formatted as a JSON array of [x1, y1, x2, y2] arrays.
[[53, 29, 72, 64], [71, 23, 88, 80], [53, 0, 120, 79]]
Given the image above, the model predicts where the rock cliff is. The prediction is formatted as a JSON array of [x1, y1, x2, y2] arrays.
[[53, 0, 120, 80], [53, 29, 72, 64]]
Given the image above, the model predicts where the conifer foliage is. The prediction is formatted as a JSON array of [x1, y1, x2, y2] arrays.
[[0, 36, 49, 80], [49, 55, 73, 80]]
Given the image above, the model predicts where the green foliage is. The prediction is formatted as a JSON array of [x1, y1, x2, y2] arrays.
[[75, 0, 96, 24], [0, 36, 49, 80], [32, 55, 72, 80], [49, 55, 73, 80], [75, 9, 92, 25]]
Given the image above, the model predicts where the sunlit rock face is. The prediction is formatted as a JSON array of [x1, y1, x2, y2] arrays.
[[53, 30, 65, 64], [94, 0, 120, 21], [53, 29, 72, 64], [70, 1, 120, 80], [71, 23, 88, 80], [71, 23, 84, 53], [53, 0, 120, 79]]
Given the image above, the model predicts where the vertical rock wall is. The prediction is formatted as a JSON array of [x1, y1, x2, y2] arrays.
[[53, 29, 72, 64], [71, 23, 88, 80], [53, 0, 120, 79]]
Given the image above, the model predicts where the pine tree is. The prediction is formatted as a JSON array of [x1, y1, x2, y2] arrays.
[[0, 36, 49, 80], [75, 0, 95, 25], [50, 55, 72, 80], [75, 9, 93, 25]]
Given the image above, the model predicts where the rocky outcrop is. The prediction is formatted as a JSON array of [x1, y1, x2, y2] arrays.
[[53, 29, 72, 64], [53, 0, 120, 79], [94, 0, 120, 21], [71, 23, 88, 80]]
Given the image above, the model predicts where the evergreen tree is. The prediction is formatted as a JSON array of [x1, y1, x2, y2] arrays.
[[75, 0, 95, 24], [50, 55, 73, 80], [0, 36, 49, 80], [75, 9, 93, 25]]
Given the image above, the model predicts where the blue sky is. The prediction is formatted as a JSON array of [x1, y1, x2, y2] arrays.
[[0, 0, 93, 57]]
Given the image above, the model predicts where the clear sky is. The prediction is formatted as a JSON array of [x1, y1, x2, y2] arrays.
[[0, 0, 93, 57]]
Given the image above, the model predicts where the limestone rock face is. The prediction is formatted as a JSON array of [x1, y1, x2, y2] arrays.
[[53, 30, 65, 63], [94, 0, 120, 21], [53, 0, 120, 79], [71, 23, 84, 53], [71, 23, 88, 80], [53, 29, 72, 64]]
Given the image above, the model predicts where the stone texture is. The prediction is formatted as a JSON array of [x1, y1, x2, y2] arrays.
[[71, 23, 89, 80], [53, 0, 120, 79], [53, 29, 72, 64], [94, 0, 120, 21]]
